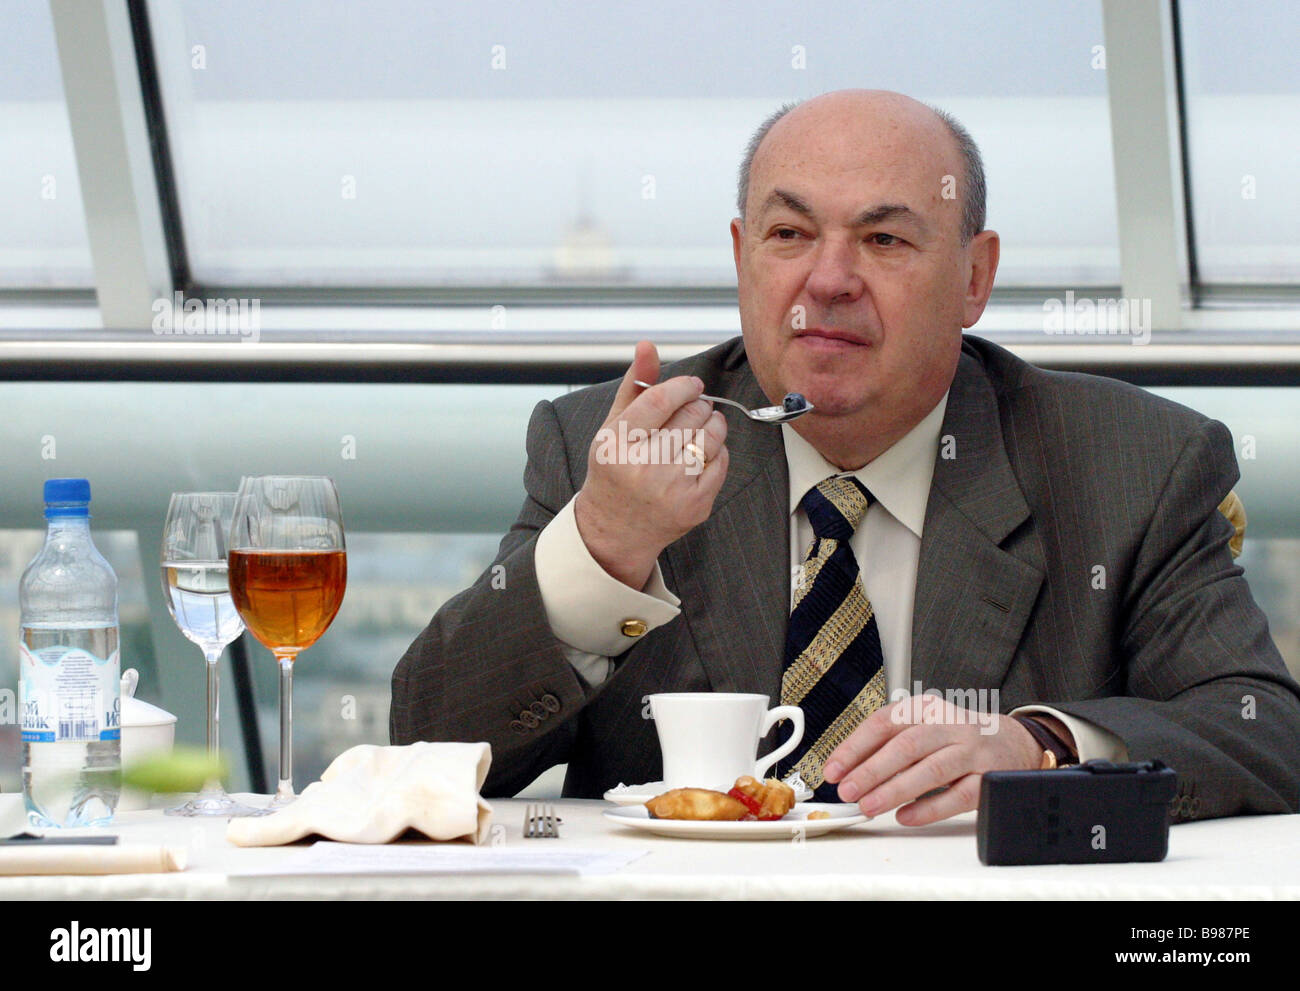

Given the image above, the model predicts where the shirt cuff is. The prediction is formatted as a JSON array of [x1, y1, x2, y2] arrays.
[[1010, 705, 1130, 764], [534, 494, 682, 659]]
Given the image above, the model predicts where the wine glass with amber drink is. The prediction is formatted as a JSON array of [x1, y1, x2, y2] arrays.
[[228, 476, 346, 810]]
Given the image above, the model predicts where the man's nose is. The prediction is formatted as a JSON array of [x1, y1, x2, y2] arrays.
[[803, 236, 865, 305]]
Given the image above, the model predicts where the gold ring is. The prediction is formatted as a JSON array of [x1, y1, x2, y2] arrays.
[[684, 442, 708, 470]]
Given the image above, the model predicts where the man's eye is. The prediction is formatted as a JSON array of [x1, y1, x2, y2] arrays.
[[869, 233, 903, 246], [774, 228, 801, 240]]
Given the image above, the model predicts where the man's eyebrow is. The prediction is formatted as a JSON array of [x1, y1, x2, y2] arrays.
[[853, 204, 928, 233], [761, 190, 930, 234], [760, 189, 814, 218]]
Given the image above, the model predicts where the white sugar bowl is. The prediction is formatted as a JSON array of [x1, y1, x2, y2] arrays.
[[118, 668, 178, 811]]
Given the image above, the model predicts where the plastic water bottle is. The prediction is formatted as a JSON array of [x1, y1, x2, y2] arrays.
[[19, 478, 122, 827]]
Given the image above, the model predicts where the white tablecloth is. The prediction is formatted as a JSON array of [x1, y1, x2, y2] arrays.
[[1, 794, 1297, 900]]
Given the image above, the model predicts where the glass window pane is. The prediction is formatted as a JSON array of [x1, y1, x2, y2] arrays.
[[1148, 386, 1300, 681], [0, 378, 558, 794], [1179, 0, 1300, 285], [0, 0, 95, 289], [149, 0, 1117, 290]]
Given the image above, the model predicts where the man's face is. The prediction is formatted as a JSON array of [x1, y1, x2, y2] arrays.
[[732, 95, 985, 436]]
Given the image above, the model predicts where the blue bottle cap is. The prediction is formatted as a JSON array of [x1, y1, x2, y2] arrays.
[[44, 478, 91, 517]]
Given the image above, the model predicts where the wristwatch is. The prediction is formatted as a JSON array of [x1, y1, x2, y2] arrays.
[[1014, 715, 1077, 769]]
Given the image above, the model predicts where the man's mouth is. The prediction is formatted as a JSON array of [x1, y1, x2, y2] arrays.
[[794, 327, 870, 348]]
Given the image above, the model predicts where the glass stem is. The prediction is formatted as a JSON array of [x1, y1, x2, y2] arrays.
[[275, 653, 295, 803], [200, 649, 226, 798]]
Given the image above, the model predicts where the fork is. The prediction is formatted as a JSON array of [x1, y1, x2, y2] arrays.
[[523, 803, 561, 839]]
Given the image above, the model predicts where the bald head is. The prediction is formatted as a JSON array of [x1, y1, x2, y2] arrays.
[[736, 89, 986, 245]]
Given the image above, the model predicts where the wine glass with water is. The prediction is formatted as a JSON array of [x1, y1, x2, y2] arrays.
[[160, 492, 261, 817], [228, 476, 346, 810]]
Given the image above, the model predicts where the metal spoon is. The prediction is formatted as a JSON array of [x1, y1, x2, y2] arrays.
[[634, 380, 813, 424]]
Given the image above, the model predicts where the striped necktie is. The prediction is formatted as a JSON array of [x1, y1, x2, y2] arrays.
[[779, 475, 887, 801]]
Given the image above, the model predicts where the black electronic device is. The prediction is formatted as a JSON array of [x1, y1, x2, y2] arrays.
[[977, 759, 1177, 865]]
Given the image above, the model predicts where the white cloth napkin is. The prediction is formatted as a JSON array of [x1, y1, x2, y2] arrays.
[[226, 742, 493, 847]]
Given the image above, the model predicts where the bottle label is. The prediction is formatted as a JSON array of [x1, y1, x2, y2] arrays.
[[19, 643, 121, 743]]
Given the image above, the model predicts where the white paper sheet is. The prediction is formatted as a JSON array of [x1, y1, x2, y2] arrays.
[[228, 842, 647, 877]]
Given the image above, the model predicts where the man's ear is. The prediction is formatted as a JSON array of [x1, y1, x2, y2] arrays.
[[730, 217, 744, 277], [962, 229, 1000, 329]]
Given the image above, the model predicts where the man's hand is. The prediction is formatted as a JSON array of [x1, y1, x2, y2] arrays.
[[821, 695, 1046, 826], [574, 340, 729, 590]]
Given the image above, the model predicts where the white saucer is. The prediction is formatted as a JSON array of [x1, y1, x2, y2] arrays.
[[603, 780, 815, 805], [602, 803, 866, 840]]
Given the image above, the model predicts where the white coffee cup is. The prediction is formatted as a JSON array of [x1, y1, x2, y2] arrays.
[[648, 692, 805, 790]]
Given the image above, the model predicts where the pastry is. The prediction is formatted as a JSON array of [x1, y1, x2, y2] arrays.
[[645, 787, 750, 821], [644, 776, 797, 821]]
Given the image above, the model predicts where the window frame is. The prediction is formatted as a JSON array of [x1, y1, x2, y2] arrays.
[[0, 0, 1288, 357]]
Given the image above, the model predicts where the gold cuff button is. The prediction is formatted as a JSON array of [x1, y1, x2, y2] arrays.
[[620, 618, 648, 638]]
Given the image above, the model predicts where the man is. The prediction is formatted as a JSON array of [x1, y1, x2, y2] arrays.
[[392, 90, 1300, 822]]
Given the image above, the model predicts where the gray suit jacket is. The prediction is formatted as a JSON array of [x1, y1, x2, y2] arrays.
[[391, 335, 1300, 820]]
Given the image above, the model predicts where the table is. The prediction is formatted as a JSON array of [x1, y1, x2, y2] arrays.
[[1, 794, 1298, 900]]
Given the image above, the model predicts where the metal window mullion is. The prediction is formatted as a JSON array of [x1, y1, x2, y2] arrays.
[[1101, 0, 1190, 332], [50, 0, 171, 330]]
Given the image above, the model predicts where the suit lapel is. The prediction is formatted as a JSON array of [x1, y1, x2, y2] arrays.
[[911, 345, 1045, 694], [663, 356, 789, 700]]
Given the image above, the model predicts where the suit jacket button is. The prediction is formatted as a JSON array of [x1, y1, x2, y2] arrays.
[[529, 701, 549, 719], [620, 618, 648, 638], [520, 711, 540, 729], [540, 693, 560, 712], [509, 720, 528, 734]]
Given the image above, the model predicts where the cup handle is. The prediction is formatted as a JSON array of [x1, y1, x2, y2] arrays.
[[754, 705, 804, 780]]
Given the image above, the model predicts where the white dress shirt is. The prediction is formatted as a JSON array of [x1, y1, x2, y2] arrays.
[[532, 391, 1126, 764]]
